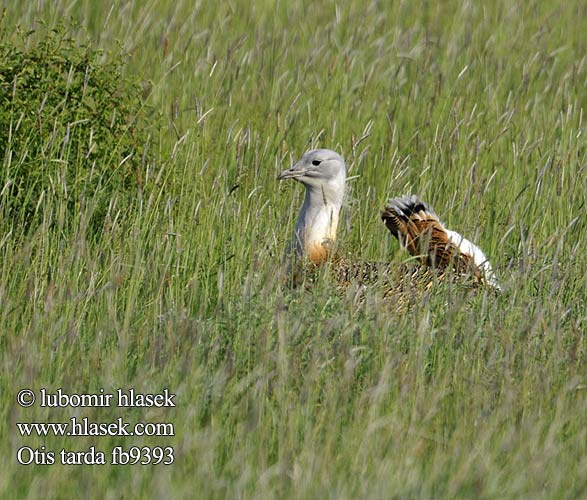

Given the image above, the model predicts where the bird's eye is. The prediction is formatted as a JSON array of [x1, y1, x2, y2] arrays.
[[312, 160, 322, 166]]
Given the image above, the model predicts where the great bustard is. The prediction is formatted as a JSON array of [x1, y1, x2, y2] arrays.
[[278, 148, 499, 289]]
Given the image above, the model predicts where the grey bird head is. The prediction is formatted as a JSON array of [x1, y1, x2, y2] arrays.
[[278, 149, 346, 188], [278, 149, 347, 265]]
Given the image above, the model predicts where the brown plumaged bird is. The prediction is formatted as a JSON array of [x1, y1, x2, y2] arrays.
[[278, 149, 499, 291]]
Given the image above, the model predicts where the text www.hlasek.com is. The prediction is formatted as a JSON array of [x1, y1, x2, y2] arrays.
[[17, 417, 174, 437]]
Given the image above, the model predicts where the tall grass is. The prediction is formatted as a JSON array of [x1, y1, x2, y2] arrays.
[[1, 0, 587, 498]]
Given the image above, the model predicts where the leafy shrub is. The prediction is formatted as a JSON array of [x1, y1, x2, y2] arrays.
[[0, 21, 153, 232]]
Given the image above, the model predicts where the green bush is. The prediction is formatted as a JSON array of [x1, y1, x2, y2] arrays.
[[0, 22, 152, 231]]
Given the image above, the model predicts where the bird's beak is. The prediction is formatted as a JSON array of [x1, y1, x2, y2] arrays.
[[277, 162, 306, 180]]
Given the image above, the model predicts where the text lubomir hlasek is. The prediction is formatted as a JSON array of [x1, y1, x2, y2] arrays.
[[39, 389, 176, 408]]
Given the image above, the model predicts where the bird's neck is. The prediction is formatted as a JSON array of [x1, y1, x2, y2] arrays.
[[293, 181, 344, 265]]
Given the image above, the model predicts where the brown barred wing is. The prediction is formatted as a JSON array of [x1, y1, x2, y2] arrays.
[[381, 195, 473, 273]]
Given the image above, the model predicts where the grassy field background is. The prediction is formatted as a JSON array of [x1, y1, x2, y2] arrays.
[[1, 0, 587, 497]]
